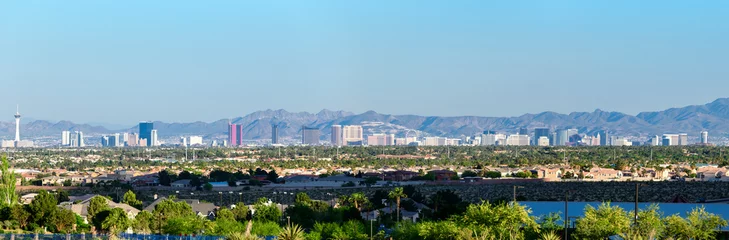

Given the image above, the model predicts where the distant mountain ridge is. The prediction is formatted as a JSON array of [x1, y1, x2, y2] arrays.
[[2, 98, 729, 140]]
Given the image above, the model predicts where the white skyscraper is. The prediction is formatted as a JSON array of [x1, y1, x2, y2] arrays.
[[76, 131, 85, 147], [151, 130, 158, 146], [14, 105, 20, 142], [188, 136, 203, 145], [701, 131, 709, 144], [342, 125, 363, 145], [61, 131, 71, 146]]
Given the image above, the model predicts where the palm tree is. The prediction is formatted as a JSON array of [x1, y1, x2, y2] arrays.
[[349, 192, 368, 210], [278, 224, 305, 240], [539, 231, 561, 240], [388, 187, 408, 223]]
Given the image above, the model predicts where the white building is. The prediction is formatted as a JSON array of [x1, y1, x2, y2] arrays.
[[394, 137, 417, 146], [61, 131, 71, 146], [189, 136, 203, 146], [506, 134, 530, 146], [700, 131, 709, 144], [480, 134, 506, 146], [151, 130, 158, 146], [75, 131, 85, 147], [367, 134, 394, 146], [342, 125, 363, 145], [537, 136, 550, 146]]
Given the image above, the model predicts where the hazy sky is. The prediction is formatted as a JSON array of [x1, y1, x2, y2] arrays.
[[1, 1, 728, 125]]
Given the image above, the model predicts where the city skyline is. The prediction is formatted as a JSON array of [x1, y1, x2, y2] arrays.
[[3, 1, 729, 124]]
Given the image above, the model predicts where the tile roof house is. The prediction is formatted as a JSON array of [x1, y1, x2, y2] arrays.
[[59, 195, 140, 224]]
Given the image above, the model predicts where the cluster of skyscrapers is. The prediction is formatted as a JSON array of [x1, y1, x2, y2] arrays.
[[60, 121, 159, 147], [331, 125, 364, 146], [61, 131, 85, 147]]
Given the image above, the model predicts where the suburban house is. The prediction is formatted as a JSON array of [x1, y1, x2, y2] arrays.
[[587, 168, 624, 181], [428, 170, 456, 181], [59, 195, 139, 224], [145, 197, 217, 220], [533, 168, 563, 181], [384, 170, 419, 181], [171, 179, 192, 188]]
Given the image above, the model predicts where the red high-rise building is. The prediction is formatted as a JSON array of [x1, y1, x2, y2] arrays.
[[228, 123, 238, 146], [237, 125, 245, 146]]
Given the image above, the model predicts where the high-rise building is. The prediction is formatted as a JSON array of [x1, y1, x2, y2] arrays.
[[127, 133, 139, 147], [330, 125, 343, 146], [180, 137, 187, 146], [14, 105, 20, 142], [151, 130, 158, 146], [61, 131, 71, 146], [189, 136, 203, 146], [301, 126, 320, 145], [237, 125, 244, 146], [122, 133, 129, 146], [506, 134, 530, 146], [662, 134, 680, 146], [533, 128, 549, 146], [101, 136, 109, 147], [555, 130, 569, 146], [480, 133, 506, 146], [367, 134, 395, 146], [271, 124, 279, 144], [76, 131, 84, 147], [701, 131, 709, 144], [342, 125, 363, 146], [678, 133, 688, 146], [518, 127, 528, 135], [599, 131, 609, 146], [108, 134, 120, 147], [139, 121, 154, 146], [537, 136, 550, 146], [228, 123, 238, 146]]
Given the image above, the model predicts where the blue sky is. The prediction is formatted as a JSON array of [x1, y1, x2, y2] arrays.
[[1, 1, 728, 125]]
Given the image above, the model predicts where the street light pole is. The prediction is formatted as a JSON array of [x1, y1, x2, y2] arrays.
[[635, 183, 639, 224], [564, 191, 569, 240], [370, 219, 374, 240], [513, 185, 524, 203]]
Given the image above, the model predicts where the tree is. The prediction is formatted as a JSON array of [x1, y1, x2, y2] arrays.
[[52, 208, 77, 233], [0, 156, 17, 208], [574, 202, 631, 239], [632, 204, 664, 239], [683, 207, 727, 240], [253, 198, 282, 222], [429, 190, 463, 220], [348, 192, 368, 210], [461, 170, 478, 178], [29, 190, 58, 227], [231, 203, 249, 222], [364, 177, 379, 187], [459, 201, 538, 239], [163, 215, 212, 235], [251, 221, 281, 237], [122, 190, 142, 210], [416, 221, 463, 240], [158, 170, 174, 186], [133, 210, 153, 234], [204, 182, 213, 191], [389, 187, 408, 222], [10, 204, 30, 230], [278, 224, 306, 240], [217, 208, 235, 221], [484, 171, 502, 179], [88, 196, 110, 229], [56, 190, 70, 203], [266, 170, 279, 182]]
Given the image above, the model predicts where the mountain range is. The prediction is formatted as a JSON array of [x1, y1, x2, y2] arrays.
[[2, 98, 729, 140]]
